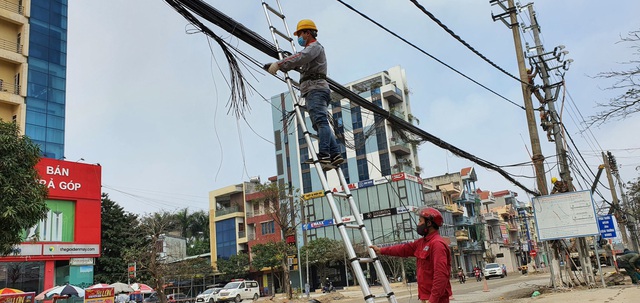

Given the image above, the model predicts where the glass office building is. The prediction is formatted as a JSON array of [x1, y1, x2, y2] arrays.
[[25, 0, 68, 159]]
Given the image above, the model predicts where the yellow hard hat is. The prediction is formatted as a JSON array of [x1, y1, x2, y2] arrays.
[[294, 19, 317, 36], [551, 177, 558, 184]]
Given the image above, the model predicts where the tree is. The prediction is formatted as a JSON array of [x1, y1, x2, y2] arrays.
[[251, 241, 295, 295], [589, 29, 640, 126], [94, 193, 143, 283], [301, 238, 343, 282], [0, 120, 48, 255], [253, 182, 301, 298], [216, 252, 249, 281], [131, 212, 178, 303]]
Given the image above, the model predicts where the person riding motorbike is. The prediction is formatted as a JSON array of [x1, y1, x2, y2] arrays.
[[457, 267, 466, 284]]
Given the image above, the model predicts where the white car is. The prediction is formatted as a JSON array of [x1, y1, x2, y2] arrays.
[[483, 263, 504, 279], [196, 288, 221, 303], [216, 280, 259, 302]]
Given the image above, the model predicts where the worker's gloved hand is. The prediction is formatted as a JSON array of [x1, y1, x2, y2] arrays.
[[264, 62, 279, 75]]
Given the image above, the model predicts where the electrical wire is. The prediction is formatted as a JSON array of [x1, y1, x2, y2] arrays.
[[408, 0, 526, 84], [334, 0, 525, 110], [165, 0, 540, 196]]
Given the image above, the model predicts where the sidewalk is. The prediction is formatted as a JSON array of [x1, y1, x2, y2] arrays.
[[267, 274, 640, 302]]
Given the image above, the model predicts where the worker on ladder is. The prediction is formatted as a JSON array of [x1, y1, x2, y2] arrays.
[[370, 207, 452, 303], [265, 19, 343, 168]]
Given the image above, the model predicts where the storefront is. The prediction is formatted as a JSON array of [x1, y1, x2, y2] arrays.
[[0, 158, 102, 292]]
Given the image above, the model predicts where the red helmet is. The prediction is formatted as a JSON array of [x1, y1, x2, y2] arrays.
[[416, 206, 444, 227]]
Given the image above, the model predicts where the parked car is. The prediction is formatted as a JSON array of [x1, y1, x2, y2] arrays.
[[143, 293, 160, 303], [196, 288, 222, 303], [483, 263, 505, 279], [167, 293, 191, 303], [216, 280, 259, 302]]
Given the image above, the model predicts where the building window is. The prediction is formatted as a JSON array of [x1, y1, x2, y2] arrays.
[[302, 172, 312, 193], [376, 126, 387, 151], [216, 219, 237, 259], [354, 132, 365, 156], [379, 153, 391, 176], [300, 148, 309, 170], [357, 158, 369, 181], [351, 106, 362, 129], [261, 221, 275, 235]]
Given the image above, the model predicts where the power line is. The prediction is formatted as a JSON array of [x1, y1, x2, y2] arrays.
[[334, 0, 525, 110], [407, 0, 526, 84], [164, 0, 539, 196]]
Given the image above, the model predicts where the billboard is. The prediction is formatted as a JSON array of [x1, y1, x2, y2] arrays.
[[532, 190, 599, 240]]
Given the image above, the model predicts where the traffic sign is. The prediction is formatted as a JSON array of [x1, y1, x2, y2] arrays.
[[597, 215, 617, 239]]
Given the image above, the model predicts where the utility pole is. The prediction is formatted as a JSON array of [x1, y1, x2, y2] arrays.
[[524, 4, 597, 285], [607, 151, 640, 251], [491, 0, 558, 286], [603, 152, 630, 246]]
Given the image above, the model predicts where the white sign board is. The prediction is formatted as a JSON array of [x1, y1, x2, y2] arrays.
[[532, 190, 598, 240]]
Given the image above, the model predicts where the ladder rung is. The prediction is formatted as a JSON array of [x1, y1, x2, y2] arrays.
[[344, 224, 361, 229], [263, 3, 285, 19], [373, 292, 394, 299], [358, 258, 375, 263], [270, 26, 293, 42], [332, 192, 349, 198]]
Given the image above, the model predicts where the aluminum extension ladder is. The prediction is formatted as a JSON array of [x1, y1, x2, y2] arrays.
[[261, 1, 398, 302]]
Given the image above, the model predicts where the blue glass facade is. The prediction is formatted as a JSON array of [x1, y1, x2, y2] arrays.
[[215, 219, 237, 260], [25, 0, 68, 159]]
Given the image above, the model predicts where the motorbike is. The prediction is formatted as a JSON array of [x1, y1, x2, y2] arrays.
[[322, 282, 335, 293], [457, 271, 466, 284], [475, 270, 482, 282]]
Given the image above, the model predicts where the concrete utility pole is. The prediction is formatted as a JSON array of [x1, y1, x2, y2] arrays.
[[491, 0, 559, 286], [603, 152, 630, 247], [607, 152, 640, 251], [525, 5, 596, 285]]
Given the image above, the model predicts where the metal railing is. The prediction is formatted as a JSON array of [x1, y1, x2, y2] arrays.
[[0, 0, 23, 15], [0, 37, 21, 53], [238, 230, 246, 238], [0, 81, 20, 94], [215, 205, 241, 216]]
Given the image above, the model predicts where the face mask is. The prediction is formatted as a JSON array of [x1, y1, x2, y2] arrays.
[[417, 223, 428, 236], [298, 36, 306, 47]]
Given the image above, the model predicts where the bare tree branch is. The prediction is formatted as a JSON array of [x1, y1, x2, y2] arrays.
[[588, 29, 640, 127]]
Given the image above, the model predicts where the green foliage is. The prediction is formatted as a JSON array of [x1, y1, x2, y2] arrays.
[[216, 252, 249, 281], [301, 238, 343, 279], [94, 193, 143, 283], [251, 242, 291, 271], [167, 257, 214, 278], [0, 120, 49, 256], [172, 208, 210, 256]]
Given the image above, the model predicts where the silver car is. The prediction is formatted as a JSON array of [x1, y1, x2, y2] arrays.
[[483, 263, 504, 279]]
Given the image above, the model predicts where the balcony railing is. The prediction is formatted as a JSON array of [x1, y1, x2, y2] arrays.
[[247, 232, 256, 241], [454, 216, 474, 226], [0, 37, 21, 53], [0, 81, 19, 94], [0, 0, 24, 15], [216, 205, 241, 216], [483, 212, 500, 221], [455, 230, 469, 241], [238, 230, 246, 238]]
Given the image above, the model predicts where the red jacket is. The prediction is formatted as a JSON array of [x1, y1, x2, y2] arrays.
[[380, 231, 452, 303]]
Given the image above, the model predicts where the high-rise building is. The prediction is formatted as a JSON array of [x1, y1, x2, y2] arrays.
[[26, 0, 67, 159], [270, 66, 425, 288]]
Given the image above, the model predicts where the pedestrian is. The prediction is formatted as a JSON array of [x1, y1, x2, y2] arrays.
[[264, 19, 343, 169], [370, 207, 452, 303], [501, 264, 507, 277]]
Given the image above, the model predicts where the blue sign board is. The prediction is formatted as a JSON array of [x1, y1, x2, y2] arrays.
[[597, 215, 617, 238]]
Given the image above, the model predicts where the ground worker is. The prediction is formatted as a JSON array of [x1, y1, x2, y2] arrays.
[[550, 177, 569, 194], [617, 249, 640, 284], [370, 207, 452, 303], [264, 19, 343, 168]]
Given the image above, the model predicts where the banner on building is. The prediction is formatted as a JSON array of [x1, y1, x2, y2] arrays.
[[0, 292, 35, 303]]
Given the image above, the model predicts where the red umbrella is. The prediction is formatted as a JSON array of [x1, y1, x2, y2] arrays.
[[88, 284, 112, 289], [129, 283, 153, 294], [35, 286, 60, 301], [0, 288, 24, 295]]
